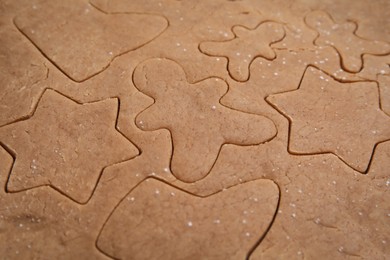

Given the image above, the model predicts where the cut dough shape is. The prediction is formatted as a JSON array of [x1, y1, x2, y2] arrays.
[[0, 89, 138, 203], [200, 21, 285, 81], [97, 178, 280, 259], [305, 10, 390, 73], [14, 0, 168, 82], [133, 58, 277, 182], [294, 0, 390, 43], [267, 67, 390, 173]]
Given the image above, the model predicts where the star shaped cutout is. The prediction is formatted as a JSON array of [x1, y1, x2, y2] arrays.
[[305, 10, 390, 73], [200, 21, 285, 81], [0, 89, 138, 203], [133, 58, 277, 183], [267, 66, 390, 173]]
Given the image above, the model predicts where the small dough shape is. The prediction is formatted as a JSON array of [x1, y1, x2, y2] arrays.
[[267, 67, 390, 173], [200, 21, 285, 81], [0, 90, 138, 203], [97, 178, 280, 259], [133, 58, 277, 182], [305, 10, 390, 73]]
